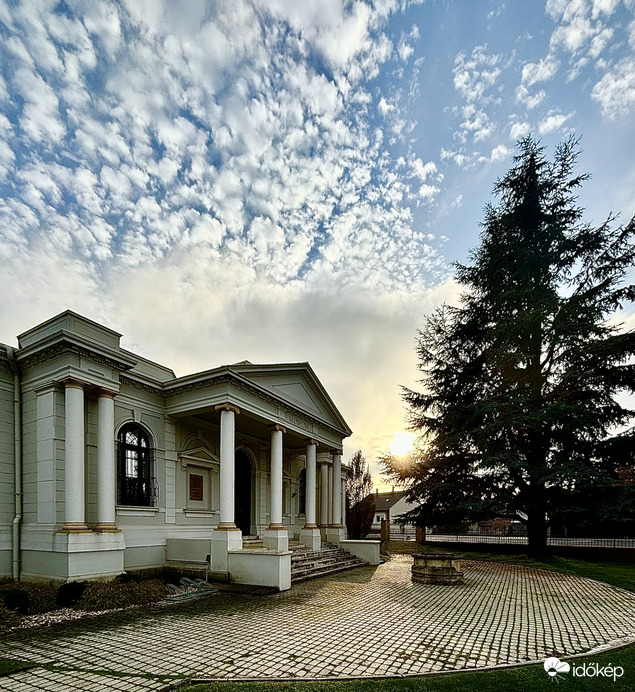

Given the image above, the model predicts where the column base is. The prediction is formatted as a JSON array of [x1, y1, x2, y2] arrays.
[[300, 527, 321, 551], [263, 528, 288, 552], [93, 523, 121, 533], [59, 522, 92, 534], [211, 527, 243, 572], [216, 522, 241, 530], [326, 527, 346, 544]]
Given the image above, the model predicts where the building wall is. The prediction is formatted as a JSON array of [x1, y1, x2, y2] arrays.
[[0, 360, 15, 575]]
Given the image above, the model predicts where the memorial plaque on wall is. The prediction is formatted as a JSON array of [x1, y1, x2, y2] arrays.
[[189, 474, 204, 501]]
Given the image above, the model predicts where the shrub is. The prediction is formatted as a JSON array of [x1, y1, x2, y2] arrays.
[[0, 582, 57, 615], [0, 602, 22, 632], [76, 579, 166, 611], [0, 588, 29, 615], [56, 581, 87, 608], [115, 571, 141, 584]]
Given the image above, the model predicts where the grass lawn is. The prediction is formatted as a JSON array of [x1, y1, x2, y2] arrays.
[[0, 658, 37, 675]]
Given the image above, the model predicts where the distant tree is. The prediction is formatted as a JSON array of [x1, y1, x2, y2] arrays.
[[382, 136, 635, 555], [345, 450, 375, 539]]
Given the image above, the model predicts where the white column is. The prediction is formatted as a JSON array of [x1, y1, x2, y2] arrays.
[[304, 440, 318, 529], [263, 424, 288, 551], [300, 439, 321, 549], [268, 425, 285, 529], [327, 463, 333, 525], [211, 403, 242, 573], [319, 461, 329, 527], [332, 452, 342, 527], [215, 404, 240, 530], [62, 380, 89, 532], [95, 390, 119, 532]]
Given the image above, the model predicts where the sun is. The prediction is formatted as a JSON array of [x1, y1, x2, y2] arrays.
[[389, 431, 416, 457]]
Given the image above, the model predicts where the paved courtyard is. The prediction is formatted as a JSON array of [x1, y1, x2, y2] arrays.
[[1, 556, 634, 691]]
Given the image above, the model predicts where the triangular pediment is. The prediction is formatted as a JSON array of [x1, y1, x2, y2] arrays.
[[178, 446, 219, 469], [229, 363, 351, 435]]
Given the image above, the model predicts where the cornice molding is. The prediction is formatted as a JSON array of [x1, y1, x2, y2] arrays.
[[18, 341, 133, 373]]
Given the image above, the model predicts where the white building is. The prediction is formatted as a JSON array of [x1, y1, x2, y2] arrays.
[[370, 490, 417, 537], [0, 311, 376, 590]]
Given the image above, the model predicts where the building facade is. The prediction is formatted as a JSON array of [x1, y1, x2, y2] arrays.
[[0, 311, 359, 590]]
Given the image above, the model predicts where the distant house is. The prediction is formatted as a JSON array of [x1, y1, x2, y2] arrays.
[[370, 489, 416, 534]]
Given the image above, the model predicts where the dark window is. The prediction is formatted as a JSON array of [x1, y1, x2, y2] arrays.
[[117, 424, 155, 506], [298, 468, 306, 515]]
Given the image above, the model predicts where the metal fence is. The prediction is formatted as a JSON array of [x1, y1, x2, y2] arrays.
[[425, 534, 635, 549]]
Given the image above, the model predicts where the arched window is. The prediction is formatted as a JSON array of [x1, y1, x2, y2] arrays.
[[117, 424, 155, 506], [298, 468, 306, 515]]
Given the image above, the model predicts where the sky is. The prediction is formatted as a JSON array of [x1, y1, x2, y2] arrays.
[[1, 0, 634, 488]]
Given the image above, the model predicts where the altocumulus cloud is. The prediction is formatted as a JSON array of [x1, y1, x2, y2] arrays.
[[0, 0, 448, 470]]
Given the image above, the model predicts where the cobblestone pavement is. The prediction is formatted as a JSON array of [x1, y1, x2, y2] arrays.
[[1, 557, 634, 691]]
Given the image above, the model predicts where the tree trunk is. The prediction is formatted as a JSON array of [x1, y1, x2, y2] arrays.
[[526, 483, 548, 556]]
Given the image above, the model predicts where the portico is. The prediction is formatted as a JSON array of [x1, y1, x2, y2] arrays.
[[0, 310, 353, 588]]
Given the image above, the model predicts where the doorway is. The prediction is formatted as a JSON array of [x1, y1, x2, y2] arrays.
[[234, 449, 252, 535]]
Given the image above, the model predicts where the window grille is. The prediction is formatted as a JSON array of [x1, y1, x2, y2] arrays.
[[117, 424, 157, 507]]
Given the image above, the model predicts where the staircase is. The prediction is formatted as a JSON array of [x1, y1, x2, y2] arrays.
[[290, 543, 366, 583]]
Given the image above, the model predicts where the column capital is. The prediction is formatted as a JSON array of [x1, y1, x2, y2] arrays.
[[59, 376, 88, 391], [268, 423, 287, 434], [215, 403, 240, 415], [304, 438, 319, 447], [97, 388, 118, 400], [331, 449, 343, 458]]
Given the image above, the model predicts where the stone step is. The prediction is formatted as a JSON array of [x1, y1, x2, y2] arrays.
[[291, 555, 363, 573], [291, 559, 366, 583], [291, 553, 354, 569], [291, 549, 345, 563], [290, 544, 366, 583]]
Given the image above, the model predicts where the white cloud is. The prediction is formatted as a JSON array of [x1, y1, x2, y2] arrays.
[[490, 144, 511, 162], [538, 111, 573, 134], [453, 45, 502, 104], [592, 56, 635, 117], [520, 56, 559, 86], [509, 120, 531, 139], [515, 83, 546, 109]]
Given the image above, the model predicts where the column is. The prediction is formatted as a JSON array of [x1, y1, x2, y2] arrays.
[[319, 461, 329, 528], [326, 451, 345, 543], [211, 403, 242, 573], [300, 439, 321, 550], [95, 390, 119, 532], [304, 440, 317, 528], [327, 464, 334, 525], [215, 404, 240, 529], [62, 380, 90, 532], [263, 424, 288, 551], [331, 452, 343, 527]]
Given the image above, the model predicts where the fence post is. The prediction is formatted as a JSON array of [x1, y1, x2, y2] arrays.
[[381, 519, 390, 541]]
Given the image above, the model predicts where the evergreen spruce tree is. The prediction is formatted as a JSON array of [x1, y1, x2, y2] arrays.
[[383, 137, 635, 554]]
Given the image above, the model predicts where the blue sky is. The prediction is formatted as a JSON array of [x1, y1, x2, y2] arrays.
[[1, 0, 634, 485]]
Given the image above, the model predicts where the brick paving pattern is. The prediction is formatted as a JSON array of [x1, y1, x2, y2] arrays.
[[0, 556, 634, 691]]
